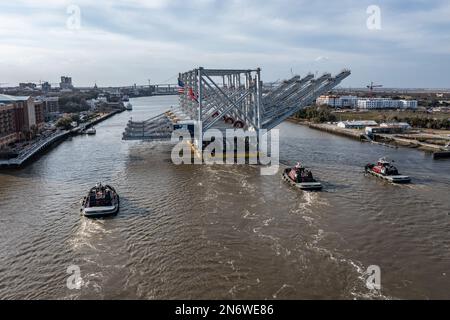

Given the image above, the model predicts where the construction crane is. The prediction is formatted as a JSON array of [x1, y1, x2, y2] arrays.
[[367, 81, 383, 96]]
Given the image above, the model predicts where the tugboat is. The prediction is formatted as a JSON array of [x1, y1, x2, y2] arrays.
[[125, 102, 133, 111], [81, 183, 120, 217], [365, 157, 411, 183], [282, 162, 323, 191]]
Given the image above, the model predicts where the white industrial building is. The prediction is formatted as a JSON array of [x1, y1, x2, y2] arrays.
[[358, 98, 399, 109], [357, 98, 418, 110], [316, 95, 358, 108], [318, 95, 418, 110], [398, 100, 418, 109], [380, 122, 412, 130], [366, 122, 412, 135], [337, 120, 378, 129]]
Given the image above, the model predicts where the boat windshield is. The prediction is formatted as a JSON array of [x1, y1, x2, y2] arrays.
[[87, 187, 113, 207], [291, 167, 314, 183]]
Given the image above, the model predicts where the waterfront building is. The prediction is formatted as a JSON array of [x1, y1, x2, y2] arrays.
[[36, 97, 60, 121], [357, 98, 418, 110], [33, 100, 45, 130], [86, 99, 97, 110], [0, 103, 21, 148], [317, 96, 417, 110], [398, 100, 418, 109], [97, 94, 108, 103], [337, 120, 378, 129], [316, 95, 358, 108], [380, 122, 411, 130], [0, 94, 45, 144], [366, 125, 410, 136], [0, 95, 35, 130], [357, 98, 399, 109]]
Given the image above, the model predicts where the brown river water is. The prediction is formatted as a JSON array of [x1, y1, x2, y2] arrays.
[[0, 96, 449, 299]]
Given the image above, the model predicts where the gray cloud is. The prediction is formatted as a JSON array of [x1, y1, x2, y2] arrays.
[[1, 0, 450, 87]]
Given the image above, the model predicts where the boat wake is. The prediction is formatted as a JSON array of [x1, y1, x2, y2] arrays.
[[70, 218, 107, 251]]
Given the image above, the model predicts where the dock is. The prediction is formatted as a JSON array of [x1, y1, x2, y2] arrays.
[[0, 130, 70, 168], [0, 109, 124, 169]]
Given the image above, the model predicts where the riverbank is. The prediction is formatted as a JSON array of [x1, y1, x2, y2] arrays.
[[0, 130, 71, 168], [288, 118, 450, 155], [288, 119, 366, 140], [72, 108, 124, 134], [308, 122, 366, 140], [0, 109, 125, 169]]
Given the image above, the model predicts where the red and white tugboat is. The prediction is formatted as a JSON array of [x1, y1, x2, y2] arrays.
[[81, 183, 120, 217], [365, 157, 411, 183], [282, 162, 323, 191]]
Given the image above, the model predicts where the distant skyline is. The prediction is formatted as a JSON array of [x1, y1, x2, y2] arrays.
[[1, 0, 450, 88]]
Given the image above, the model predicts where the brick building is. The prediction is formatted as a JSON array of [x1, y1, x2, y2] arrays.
[[0, 95, 45, 148]]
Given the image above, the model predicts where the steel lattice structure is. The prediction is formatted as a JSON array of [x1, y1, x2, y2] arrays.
[[123, 67, 351, 151]]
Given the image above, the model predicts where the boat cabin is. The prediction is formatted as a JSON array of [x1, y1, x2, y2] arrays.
[[289, 166, 315, 183], [87, 184, 114, 207]]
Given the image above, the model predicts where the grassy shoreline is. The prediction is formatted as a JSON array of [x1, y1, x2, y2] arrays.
[[288, 118, 450, 153], [331, 110, 449, 122]]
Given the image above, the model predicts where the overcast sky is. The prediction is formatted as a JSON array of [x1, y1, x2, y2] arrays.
[[1, 0, 449, 88]]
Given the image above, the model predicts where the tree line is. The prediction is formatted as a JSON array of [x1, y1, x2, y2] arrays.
[[294, 106, 337, 123]]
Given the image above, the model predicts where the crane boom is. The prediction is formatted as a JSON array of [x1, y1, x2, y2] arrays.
[[367, 81, 383, 96]]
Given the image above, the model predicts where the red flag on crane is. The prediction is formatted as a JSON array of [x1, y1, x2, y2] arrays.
[[188, 87, 198, 102]]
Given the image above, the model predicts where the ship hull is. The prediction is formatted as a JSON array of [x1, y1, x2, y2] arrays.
[[365, 168, 411, 183], [82, 205, 119, 217], [282, 169, 323, 191]]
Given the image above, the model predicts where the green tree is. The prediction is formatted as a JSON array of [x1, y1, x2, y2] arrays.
[[55, 117, 73, 130]]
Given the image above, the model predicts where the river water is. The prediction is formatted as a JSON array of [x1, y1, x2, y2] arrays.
[[0, 96, 449, 299]]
